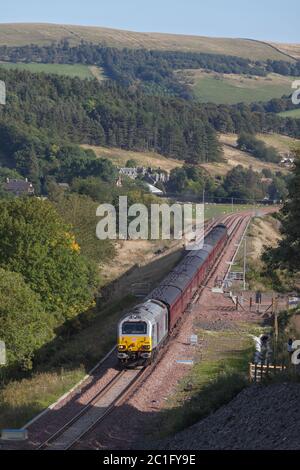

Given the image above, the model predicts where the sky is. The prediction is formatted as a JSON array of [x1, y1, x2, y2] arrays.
[[1, 0, 299, 43]]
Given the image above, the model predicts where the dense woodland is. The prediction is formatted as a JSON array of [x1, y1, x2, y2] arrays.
[[0, 42, 300, 99], [0, 67, 299, 185], [166, 164, 289, 202], [0, 68, 222, 166], [202, 99, 300, 137]]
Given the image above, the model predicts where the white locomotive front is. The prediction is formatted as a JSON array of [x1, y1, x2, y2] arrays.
[[117, 299, 168, 365]]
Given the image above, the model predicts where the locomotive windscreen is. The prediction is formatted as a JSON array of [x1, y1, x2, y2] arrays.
[[122, 321, 147, 335]]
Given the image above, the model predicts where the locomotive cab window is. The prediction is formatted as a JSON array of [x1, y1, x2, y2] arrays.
[[122, 321, 147, 335]]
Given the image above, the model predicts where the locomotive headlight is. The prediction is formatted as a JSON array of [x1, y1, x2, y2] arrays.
[[118, 345, 126, 350], [142, 344, 151, 350]]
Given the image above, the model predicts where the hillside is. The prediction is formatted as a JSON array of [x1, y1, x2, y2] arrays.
[[160, 382, 300, 450], [256, 133, 300, 154], [0, 23, 296, 61], [81, 145, 183, 172], [0, 61, 105, 79], [177, 70, 298, 104], [199, 134, 294, 177], [270, 42, 300, 60], [83, 133, 299, 178]]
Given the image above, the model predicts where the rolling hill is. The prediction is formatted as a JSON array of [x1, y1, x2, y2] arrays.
[[81, 132, 299, 178], [270, 42, 300, 60], [200, 133, 298, 177], [0, 23, 297, 62], [81, 145, 183, 172]]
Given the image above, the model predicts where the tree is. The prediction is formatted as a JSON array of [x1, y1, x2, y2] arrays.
[[268, 176, 288, 202], [168, 168, 189, 193], [263, 151, 300, 272], [53, 193, 116, 263], [0, 268, 52, 370], [0, 198, 96, 320], [237, 133, 280, 163], [126, 159, 138, 168], [222, 165, 264, 201], [167, 165, 214, 197]]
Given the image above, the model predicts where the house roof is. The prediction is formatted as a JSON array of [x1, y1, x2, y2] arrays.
[[4, 179, 34, 193]]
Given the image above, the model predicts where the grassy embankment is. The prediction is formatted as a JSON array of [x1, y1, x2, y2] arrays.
[[0, 295, 136, 428], [229, 214, 299, 294], [148, 323, 260, 440]]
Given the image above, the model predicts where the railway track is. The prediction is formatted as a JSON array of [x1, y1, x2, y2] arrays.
[[187, 212, 248, 306], [34, 211, 252, 451], [38, 367, 146, 450]]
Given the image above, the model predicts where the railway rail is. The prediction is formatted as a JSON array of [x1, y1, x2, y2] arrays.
[[38, 368, 146, 450], [33, 210, 253, 451]]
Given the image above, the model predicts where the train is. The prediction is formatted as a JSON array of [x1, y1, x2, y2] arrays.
[[117, 223, 229, 366]]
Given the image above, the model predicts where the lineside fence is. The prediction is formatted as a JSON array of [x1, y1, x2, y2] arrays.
[[249, 362, 287, 382]]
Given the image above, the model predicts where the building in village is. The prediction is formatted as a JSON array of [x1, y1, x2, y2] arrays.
[[3, 178, 35, 196]]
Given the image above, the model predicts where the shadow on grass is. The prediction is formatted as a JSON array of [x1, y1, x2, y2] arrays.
[[146, 347, 253, 441]]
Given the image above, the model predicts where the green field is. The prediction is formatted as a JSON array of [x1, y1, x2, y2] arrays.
[[0, 62, 102, 79], [278, 108, 300, 118], [0, 23, 295, 61], [205, 203, 255, 220], [256, 133, 300, 152], [185, 71, 298, 105], [193, 203, 256, 221]]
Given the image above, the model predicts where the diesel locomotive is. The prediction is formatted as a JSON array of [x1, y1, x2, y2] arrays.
[[117, 224, 228, 365]]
